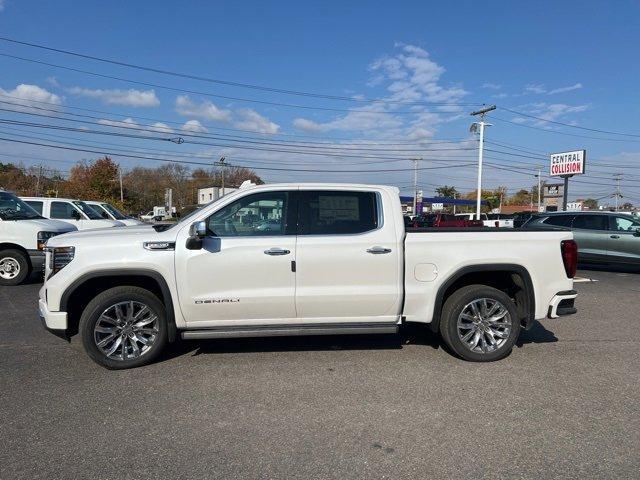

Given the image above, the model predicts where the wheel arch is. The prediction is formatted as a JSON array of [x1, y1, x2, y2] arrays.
[[60, 269, 177, 341], [0, 243, 32, 265], [429, 263, 535, 333]]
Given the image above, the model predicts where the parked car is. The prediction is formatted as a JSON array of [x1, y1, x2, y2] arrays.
[[39, 182, 578, 369], [512, 211, 537, 229], [412, 213, 484, 227], [523, 211, 640, 266], [486, 214, 515, 228], [0, 191, 76, 285], [455, 212, 513, 228], [140, 206, 167, 222], [22, 197, 124, 230], [85, 201, 144, 226]]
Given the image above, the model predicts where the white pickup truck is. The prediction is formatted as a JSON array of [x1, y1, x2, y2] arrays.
[[39, 183, 578, 369]]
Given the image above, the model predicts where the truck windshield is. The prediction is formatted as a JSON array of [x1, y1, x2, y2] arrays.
[[0, 192, 43, 220], [100, 203, 127, 220], [73, 201, 103, 220]]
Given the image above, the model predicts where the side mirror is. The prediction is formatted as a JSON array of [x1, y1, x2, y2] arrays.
[[634, 228, 640, 237], [71, 209, 82, 220], [186, 220, 207, 250], [101, 211, 109, 219]]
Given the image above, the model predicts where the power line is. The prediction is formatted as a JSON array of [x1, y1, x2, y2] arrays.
[[499, 107, 640, 138], [0, 52, 467, 116], [0, 36, 481, 107]]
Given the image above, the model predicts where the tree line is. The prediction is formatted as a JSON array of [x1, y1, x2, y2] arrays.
[[0, 157, 263, 214]]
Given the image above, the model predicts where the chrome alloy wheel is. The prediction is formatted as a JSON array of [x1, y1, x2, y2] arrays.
[[93, 301, 159, 361], [0, 257, 20, 280], [456, 298, 512, 354]]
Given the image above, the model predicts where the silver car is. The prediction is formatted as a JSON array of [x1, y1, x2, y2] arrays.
[[524, 211, 640, 266]]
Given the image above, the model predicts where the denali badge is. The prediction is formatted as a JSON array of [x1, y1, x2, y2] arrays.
[[195, 298, 240, 304]]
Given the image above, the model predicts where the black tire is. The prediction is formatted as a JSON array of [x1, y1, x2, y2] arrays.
[[79, 286, 168, 369], [0, 249, 30, 286], [440, 284, 520, 362]]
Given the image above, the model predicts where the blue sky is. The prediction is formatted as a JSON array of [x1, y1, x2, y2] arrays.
[[0, 0, 639, 204]]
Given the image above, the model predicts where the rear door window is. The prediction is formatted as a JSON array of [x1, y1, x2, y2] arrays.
[[298, 191, 378, 235], [610, 216, 640, 232], [51, 201, 82, 220], [24, 200, 43, 215], [572, 215, 608, 230]]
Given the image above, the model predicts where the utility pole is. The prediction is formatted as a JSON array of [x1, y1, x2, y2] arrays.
[[536, 169, 542, 212], [215, 156, 227, 197], [470, 105, 496, 220], [410, 158, 421, 216], [613, 173, 623, 211], [118, 166, 124, 203], [35, 164, 43, 196]]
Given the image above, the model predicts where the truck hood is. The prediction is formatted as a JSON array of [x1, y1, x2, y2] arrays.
[[2, 218, 78, 233], [46, 224, 163, 247]]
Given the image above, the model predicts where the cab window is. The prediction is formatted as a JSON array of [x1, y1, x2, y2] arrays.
[[51, 201, 82, 220], [572, 215, 608, 230], [207, 191, 289, 237]]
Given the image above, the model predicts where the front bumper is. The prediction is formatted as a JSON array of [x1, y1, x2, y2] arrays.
[[547, 290, 578, 319], [39, 298, 68, 330], [28, 249, 46, 273]]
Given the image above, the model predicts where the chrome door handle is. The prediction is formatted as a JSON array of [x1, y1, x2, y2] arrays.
[[610, 235, 620, 239], [367, 246, 392, 254], [264, 247, 290, 256]]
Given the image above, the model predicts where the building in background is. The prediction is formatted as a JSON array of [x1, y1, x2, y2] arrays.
[[197, 186, 238, 205]]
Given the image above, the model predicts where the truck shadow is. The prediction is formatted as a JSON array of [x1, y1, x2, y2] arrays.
[[516, 320, 558, 347], [160, 322, 557, 362], [161, 323, 441, 361]]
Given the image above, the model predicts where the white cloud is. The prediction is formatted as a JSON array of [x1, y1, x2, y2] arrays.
[[149, 122, 174, 133], [481, 83, 502, 90], [45, 76, 60, 87], [0, 84, 62, 113], [233, 109, 280, 134], [513, 102, 589, 127], [69, 87, 160, 107], [175, 95, 231, 122], [0, 83, 61, 105], [524, 84, 547, 94], [181, 120, 208, 133], [0, 0, 5, 12], [547, 83, 582, 95], [294, 44, 466, 138], [98, 117, 139, 128]]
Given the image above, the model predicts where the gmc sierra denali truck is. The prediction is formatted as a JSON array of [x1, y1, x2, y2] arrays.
[[39, 182, 578, 369]]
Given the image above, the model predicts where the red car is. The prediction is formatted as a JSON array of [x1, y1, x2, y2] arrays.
[[410, 213, 484, 228]]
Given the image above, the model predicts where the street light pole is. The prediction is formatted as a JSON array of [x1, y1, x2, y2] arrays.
[[470, 105, 496, 220]]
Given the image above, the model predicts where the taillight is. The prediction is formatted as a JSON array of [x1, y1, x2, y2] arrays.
[[561, 240, 578, 278]]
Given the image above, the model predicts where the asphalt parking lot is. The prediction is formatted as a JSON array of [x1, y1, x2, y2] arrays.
[[1, 269, 639, 479]]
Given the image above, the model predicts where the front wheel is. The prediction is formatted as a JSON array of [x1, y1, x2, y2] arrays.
[[440, 284, 521, 362], [0, 249, 30, 286], [79, 286, 168, 369]]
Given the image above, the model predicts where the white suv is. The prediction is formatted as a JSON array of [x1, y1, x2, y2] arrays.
[[85, 201, 144, 226], [21, 197, 124, 230], [0, 191, 77, 285]]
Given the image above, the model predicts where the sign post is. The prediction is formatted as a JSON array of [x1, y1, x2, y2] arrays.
[[549, 150, 586, 211]]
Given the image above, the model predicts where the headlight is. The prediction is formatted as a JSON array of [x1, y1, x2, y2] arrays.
[[37, 231, 59, 250], [46, 246, 75, 277]]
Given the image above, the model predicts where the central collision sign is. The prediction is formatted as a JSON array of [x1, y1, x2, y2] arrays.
[[550, 150, 586, 177]]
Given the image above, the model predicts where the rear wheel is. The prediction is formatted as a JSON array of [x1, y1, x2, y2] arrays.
[[0, 249, 29, 286], [440, 284, 520, 362], [79, 286, 167, 369]]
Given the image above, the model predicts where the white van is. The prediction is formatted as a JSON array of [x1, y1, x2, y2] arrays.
[[84, 200, 144, 226], [0, 191, 77, 285], [21, 197, 125, 230]]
